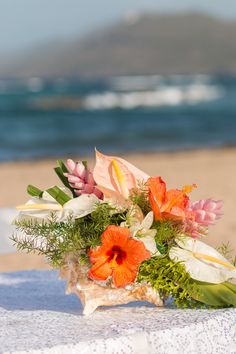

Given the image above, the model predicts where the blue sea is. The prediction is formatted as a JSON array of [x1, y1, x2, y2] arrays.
[[1, 74, 236, 161]]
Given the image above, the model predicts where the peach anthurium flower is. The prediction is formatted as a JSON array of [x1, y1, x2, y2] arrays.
[[93, 150, 149, 202], [147, 176, 193, 221], [88, 225, 150, 288]]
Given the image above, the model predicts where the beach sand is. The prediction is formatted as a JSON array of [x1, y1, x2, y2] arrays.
[[1, 148, 236, 272]]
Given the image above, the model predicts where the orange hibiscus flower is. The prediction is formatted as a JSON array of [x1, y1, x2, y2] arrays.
[[88, 225, 150, 288], [147, 176, 192, 221]]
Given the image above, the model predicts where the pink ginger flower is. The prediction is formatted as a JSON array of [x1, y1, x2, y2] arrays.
[[183, 198, 223, 238], [183, 219, 208, 239], [190, 199, 223, 226], [64, 159, 103, 199]]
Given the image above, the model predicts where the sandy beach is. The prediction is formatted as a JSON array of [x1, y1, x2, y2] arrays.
[[1, 147, 236, 272]]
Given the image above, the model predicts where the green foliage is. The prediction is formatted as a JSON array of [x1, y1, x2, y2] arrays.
[[217, 241, 236, 266], [27, 185, 43, 198], [12, 203, 126, 267], [54, 160, 77, 197], [193, 280, 236, 308], [75, 203, 126, 249], [46, 186, 71, 205], [130, 184, 151, 215], [153, 220, 180, 254], [12, 214, 83, 267], [138, 255, 204, 308]]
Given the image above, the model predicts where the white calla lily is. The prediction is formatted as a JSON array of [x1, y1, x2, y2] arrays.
[[121, 208, 159, 256], [140, 234, 159, 255], [129, 211, 154, 236], [17, 193, 100, 222], [169, 236, 236, 284]]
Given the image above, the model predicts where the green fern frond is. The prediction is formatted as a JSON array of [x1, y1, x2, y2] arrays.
[[138, 255, 204, 308]]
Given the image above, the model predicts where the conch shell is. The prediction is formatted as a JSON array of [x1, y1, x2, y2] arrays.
[[60, 254, 164, 315]]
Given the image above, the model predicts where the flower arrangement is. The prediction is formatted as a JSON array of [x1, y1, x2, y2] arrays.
[[12, 150, 236, 315]]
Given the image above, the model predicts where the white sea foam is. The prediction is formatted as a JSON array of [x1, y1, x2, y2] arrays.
[[83, 83, 224, 110], [110, 75, 164, 91], [109, 74, 213, 91]]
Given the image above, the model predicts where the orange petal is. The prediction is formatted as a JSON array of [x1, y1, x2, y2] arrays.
[[164, 189, 189, 211], [125, 237, 150, 265], [147, 177, 166, 206], [88, 258, 112, 281], [147, 177, 167, 220], [149, 189, 162, 220], [113, 264, 137, 287], [89, 246, 110, 264], [102, 225, 130, 247], [162, 208, 186, 221]]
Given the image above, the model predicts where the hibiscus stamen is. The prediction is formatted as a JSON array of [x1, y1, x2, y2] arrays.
[[107, 245, 127, 267], [192, 252, 236, 270]]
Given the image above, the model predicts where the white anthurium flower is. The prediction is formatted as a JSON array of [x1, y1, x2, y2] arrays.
[[169, 236, 236, 284], [17, 192, 101, 222], [121, 208, 160, 256], [63, 194, 101, 219]]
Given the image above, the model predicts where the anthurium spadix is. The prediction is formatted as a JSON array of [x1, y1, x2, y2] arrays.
[[93, 150, 149, 201], [169, 236, 236, 284], [17, 191, 100, 222]]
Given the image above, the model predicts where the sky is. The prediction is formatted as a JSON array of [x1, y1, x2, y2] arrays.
[[0, 0, 236, 53]]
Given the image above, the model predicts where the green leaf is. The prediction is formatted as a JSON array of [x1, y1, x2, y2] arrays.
[[54, 166, 70, 188], [57, 160, 68, 173], [27, 185, 43, 198], [156, 242, 166, 255], [54, 161, 77, 197], [46, 186, 71, 206], [193, 280, 236, 307]]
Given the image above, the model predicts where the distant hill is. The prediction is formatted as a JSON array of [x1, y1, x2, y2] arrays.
[[1, 12, 236, 78]]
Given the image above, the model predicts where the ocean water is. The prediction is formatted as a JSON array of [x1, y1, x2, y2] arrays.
[[0, 74, 236, 161]]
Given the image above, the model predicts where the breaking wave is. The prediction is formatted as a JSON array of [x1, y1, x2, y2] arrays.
[[83, 83, 224, 110], [109, 74, 212, 91]]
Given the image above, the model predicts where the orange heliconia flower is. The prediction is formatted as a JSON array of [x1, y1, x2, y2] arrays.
[[147, 176, 192, 221], [88, 225, 150, 288]]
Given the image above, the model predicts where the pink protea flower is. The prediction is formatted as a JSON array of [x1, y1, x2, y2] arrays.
[[189, 199, 223, 226], [64, 159, 103, 199]]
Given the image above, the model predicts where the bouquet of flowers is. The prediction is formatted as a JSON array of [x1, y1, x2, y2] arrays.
[[13, 150, 236, 315]]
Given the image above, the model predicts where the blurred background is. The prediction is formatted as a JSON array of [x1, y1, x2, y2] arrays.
[[1, 0, 236, 160], [1, 0, 236, 269]]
